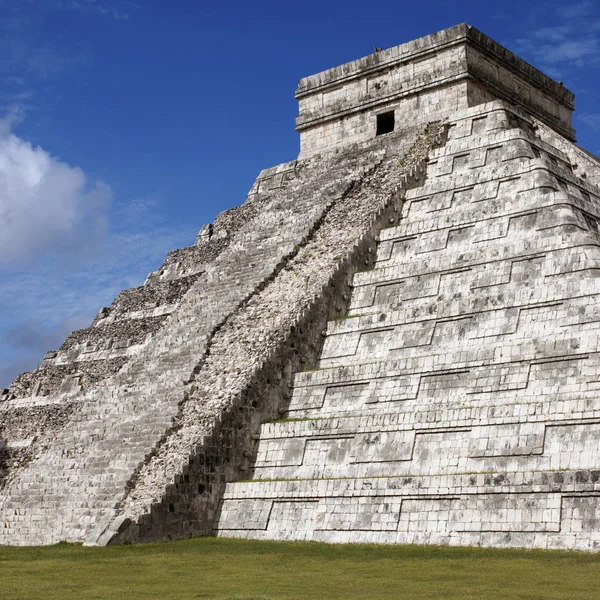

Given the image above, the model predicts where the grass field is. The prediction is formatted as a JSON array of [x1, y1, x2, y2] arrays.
[[1, 537, 600, 599]]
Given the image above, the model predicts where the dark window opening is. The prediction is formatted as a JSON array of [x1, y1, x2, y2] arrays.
[[376, 111, 395, 136]]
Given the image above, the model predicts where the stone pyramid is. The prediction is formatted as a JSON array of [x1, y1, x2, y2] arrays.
[[2, 24, 600, 550]]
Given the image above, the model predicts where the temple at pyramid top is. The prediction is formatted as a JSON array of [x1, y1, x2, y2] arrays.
[[295, 24, 575, 158]]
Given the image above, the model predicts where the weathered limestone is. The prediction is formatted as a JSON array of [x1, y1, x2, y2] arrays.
[[2, 24, 600, 551], [109, 124, 445, 544], [218, 99, 600, 551]]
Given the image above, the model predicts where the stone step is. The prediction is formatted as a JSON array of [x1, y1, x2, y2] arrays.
[[293, 343, 600, 394], [326, 290, 600, 337], [350, 232, 598, 298], [319, 304, 599, 368], [219, 470, 600, 551], [251, 416, 600, 480]]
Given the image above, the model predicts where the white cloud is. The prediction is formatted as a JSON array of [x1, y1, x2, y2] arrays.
[[0, 0, 136, 20], [0, 116, 197, 388], [512, 3, 600, 75], [579, 113, 600, 131], [541, 40, 599, 65], [0, 114, 112, 265], [525, 26, 571, 43], [64, 0, 131, 20], [556, 1, 595, 20]]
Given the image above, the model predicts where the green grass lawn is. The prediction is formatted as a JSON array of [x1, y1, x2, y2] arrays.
[[1, 537, 599, 600]]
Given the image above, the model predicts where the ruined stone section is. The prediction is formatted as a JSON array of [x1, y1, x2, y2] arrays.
[[7, 166, 289, 403], [8, 220, 230, 401], [0, 117, 439, 545], [0, 189, 260, 484], [217, 100, 600, 551], [0, 157, 302, 488], [147, 173, 299, 285], [296, 24, 574, 158], [0, 398, 79, 488]]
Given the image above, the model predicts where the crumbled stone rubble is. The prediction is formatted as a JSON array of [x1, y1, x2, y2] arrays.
[[145, 191, 288, 284], [10, 358, 129, 399], [0, 402, 77, 488], [107, 273, 203, 315], [60, 315, 168, 352]]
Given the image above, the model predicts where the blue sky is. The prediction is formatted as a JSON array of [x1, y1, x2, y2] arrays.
[[1, 0, 599, 387]]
